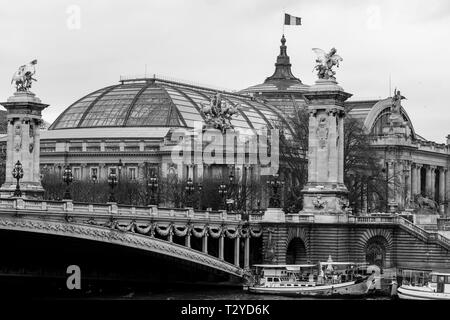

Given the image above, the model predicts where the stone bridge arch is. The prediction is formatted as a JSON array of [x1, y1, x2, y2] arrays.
[[0, 217, 244, 278], [357, 228, 393, 268]]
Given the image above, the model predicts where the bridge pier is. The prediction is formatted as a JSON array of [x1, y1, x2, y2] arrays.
[[202, 234, 208, 254], [244, 236, 250, 269], [234, 237, 240, 267]]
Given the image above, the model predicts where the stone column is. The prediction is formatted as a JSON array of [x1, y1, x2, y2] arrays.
[[244, 236, 250, 269], [416, 164, 423, 196], [234, 236, 240, 267], [439, 168, 446, 203], [404, 161, 412, 208], [430, 166, 437, 200], [425, 165, 432, 197], [202, 233, 208, 254], [411, 163, 418, 196], [301, 79, 352, 214], [219, 235, 225, 260], [0, 92, 48, 199]]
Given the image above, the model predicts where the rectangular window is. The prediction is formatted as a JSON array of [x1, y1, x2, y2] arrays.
[[128, 167, 137, 180], [72, 167, 81, 180], [90, 167, 99, 180]]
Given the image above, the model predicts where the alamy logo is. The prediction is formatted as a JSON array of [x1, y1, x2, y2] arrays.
[[170, 123, 280, 175], [66, 265, 81, 290]]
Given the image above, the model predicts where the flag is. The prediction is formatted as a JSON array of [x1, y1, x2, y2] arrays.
[[284, 13, 301, 26]]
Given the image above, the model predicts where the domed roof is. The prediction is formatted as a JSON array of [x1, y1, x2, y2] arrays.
[[49, 77, 292, 133]]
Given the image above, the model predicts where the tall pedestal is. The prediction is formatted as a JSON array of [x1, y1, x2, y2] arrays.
[[301, 79, 352, 214], [0, 91, 48, 199]]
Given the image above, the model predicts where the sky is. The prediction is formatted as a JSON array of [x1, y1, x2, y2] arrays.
[[0, 0, 449, 142]]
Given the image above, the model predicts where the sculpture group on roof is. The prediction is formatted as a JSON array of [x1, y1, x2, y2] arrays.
[[11, 59, 38, 92], [201, 93, 238, 133]]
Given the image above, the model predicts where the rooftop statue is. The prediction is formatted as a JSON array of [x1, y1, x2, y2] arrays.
[[11, 59, 38, 92], [312, 48, 343, 80], [391, 88, 406, 115], [201, 93, 238, 133]]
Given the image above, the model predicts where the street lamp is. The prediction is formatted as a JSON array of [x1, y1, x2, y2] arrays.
[[12, 161, 24, 197], [185, 177, 195, 207], [118, 159, 123, 182], [62, 166, 73, 200], [197, 182, 203, 210], [218, 182, 228, 210], [148, 174, 159, 205], [108, 171, 118, 202], [267, 174, 284, 208]]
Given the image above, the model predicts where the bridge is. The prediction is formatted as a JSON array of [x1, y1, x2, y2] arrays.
[[1, 196, 450, 282], [0, 197, 263, 279]]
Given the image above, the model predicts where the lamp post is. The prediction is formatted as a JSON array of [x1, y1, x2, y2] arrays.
[[12, 161, 24, 197], [91, 173, 98, 203], [118, 159, 123, 183], [108, 171, 118, 203], [218, 182, 228, 210], [148, 174, 159, 205], [62, 166, 73, 200], [185, 177, 195, 207], [228, 170, 235, 211], [197, 182, 203, 210], [267, 174, 284, 208]]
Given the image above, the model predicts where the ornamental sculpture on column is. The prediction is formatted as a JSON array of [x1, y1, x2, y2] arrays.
[[0, 60, 48, 199]]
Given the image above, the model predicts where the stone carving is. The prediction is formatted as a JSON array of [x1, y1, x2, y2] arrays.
[[414, 194, 439, 213], [201, 93, 238, 133], [316, 114, 329, 149], [14, 124, 22, 152], [390, 89, 406, 123], [312, 195, 327, 210], [312, 48, 343, 80], [29, 123, 35, 153], [11, 59, 38, 92]]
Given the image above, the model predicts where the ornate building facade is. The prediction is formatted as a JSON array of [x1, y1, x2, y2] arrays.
[[0, 35, 447, 213]]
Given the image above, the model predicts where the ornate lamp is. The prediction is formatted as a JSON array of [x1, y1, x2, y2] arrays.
[[148, 174, 159, 205], [91, 173, 97, 184], [62, 166, 73, 200], [118, 159, 123, 182], [12, 161, 24, 197], [267, 173, 284, 208], [197, 182, 203, 210], [218, 182, 228, 210], [185, 177, 195, 207], [108, 171, 118, 202]]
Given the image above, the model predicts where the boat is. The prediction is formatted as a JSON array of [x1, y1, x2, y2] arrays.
[[397, 271, 450, 300], [246, 259, 376, 298]]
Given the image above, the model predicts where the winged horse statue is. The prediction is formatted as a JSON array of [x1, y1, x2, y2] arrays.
[[312, 48, 343, 80], [11, 59, 38, 92]]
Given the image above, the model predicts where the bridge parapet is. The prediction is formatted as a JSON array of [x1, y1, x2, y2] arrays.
[[0, 197, 245, 224]]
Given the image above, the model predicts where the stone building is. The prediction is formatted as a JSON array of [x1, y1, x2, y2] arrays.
[[0, 35, 448, 213]]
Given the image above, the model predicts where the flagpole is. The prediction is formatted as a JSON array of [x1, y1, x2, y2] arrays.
[[282, 12, 285, 35]]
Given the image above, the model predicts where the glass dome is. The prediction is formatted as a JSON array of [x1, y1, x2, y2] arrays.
[[49, 78, 292, 133]]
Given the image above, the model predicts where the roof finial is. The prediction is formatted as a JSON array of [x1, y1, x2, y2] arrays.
[[264, 34, 301, 82]]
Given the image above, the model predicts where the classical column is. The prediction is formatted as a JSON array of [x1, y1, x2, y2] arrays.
[[426, 165, 432, 197], [430, 166, 437, 199], [202, 233, 208, 254], [244, 236, 250, 269], [416, 164, 423, 196], [411, 163, 418, 196], [387, 161, 396, 203], [219, 235, 225, 260], [439, 168, 446, 203], [234, 236, 240, 267], [404, 162, 412, 207]]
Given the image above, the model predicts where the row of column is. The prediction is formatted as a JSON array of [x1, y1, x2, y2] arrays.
[[410, 163, 447, 202], [182, 233, 250, 269], [385, 161, 447, 210]]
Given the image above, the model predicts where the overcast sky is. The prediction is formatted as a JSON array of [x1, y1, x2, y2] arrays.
[[0, 0, 449, 142]]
